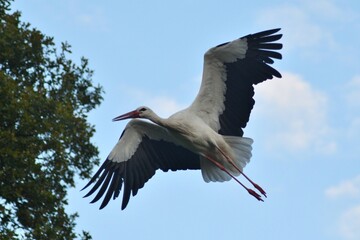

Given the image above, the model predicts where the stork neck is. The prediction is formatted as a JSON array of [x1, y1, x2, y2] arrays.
[[148, 113, 168, 127]]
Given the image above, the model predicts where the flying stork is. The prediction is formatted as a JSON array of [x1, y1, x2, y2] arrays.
[[83, 28, 283, 210]]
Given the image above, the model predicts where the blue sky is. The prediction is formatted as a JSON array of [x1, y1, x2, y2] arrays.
[[12, 1, 360, 239]]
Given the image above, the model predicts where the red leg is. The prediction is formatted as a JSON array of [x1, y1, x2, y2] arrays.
[[215, 146, 267, 198], [205, 155, 263, 202]]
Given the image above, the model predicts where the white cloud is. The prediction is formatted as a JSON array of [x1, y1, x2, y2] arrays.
[[346, 75, 360, 107], [256, 4, 330, 52], [254, 1, 360, 61], [255, 72, 336, 153], [76, 10, 107, 29], [325, 175, 360, 240], [339, 205, 360, 240], [120, 85, 186, 118], [344, 76, 360, 140], [147, 96, 186, 118], [303, 0, 358, 22], [325, 175, 360, 199], [347, 117, 360, 140], [64, 1, 108, 30]]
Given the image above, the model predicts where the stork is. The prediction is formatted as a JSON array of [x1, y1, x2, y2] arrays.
[[83, 28, 283, 210]]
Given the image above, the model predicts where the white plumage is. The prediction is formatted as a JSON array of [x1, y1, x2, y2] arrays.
[[83, 28, 283, 210], [201, 136, 253, 183]]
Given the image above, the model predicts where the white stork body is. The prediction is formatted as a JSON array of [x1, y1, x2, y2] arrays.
[[83, 29, 283, 210]]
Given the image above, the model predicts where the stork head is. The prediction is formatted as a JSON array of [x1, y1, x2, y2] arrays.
[[112, 106, 153, 121]]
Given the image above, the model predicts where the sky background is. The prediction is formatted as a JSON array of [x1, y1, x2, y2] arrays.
[[11, 0, 360, 239]]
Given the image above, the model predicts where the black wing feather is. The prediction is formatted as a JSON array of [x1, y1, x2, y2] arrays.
[[83, 134, 200, 210], [218, 28, 282, 136]]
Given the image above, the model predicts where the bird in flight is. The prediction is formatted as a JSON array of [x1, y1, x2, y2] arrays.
[[83, 28, 283, 210]]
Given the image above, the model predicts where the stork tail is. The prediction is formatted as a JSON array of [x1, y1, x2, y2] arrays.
[[200, 136, 253, 182]]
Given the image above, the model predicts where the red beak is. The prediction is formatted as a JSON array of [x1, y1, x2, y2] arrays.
[[112, 110, 140, 121]]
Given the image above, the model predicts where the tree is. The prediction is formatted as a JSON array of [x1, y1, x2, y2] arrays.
[[0, 0, 103, 239]]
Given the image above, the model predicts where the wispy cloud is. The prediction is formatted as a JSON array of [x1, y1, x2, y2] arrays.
[[255, 72, 336, 153], [346, 75, 360, 108], [119, 85, 186, 118], [303, 0, 358, 21], [325, 175, 360, 199], [146, 96, 186, 118], [344, 76, 360, 140], [255, 1, 359, 61], [256, 4, 331, 52], [325, 175, 360, 239], [65, 1, 108, 31], [339, 204, 360, 240]]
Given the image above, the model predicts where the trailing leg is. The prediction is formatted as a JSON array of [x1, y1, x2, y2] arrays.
[[215, 146, 267, 198], [205, 155, 263, 202]]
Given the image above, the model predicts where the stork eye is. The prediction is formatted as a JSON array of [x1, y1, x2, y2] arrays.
[[139, 107, 147, 112]]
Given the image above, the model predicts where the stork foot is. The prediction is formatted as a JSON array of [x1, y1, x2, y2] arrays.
[[215, 146, 267, 198], [247, 189, 264, 202], [205, 155, 264, 202], [253, 183, 267, 198]]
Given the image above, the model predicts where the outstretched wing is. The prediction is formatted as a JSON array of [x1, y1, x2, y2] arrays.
[[188, 28, 283, 136], [82, 119, 200, 210]]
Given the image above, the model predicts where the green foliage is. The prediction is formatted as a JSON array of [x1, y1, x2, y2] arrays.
[[0, 0, 103, 238]]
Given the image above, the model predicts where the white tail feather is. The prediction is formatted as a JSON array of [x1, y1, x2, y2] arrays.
[[201, 136, 253, 183]]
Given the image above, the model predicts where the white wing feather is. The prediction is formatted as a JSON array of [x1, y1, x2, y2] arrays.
[[108, 119, 176, 163], [188, 37, 249, 131]]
